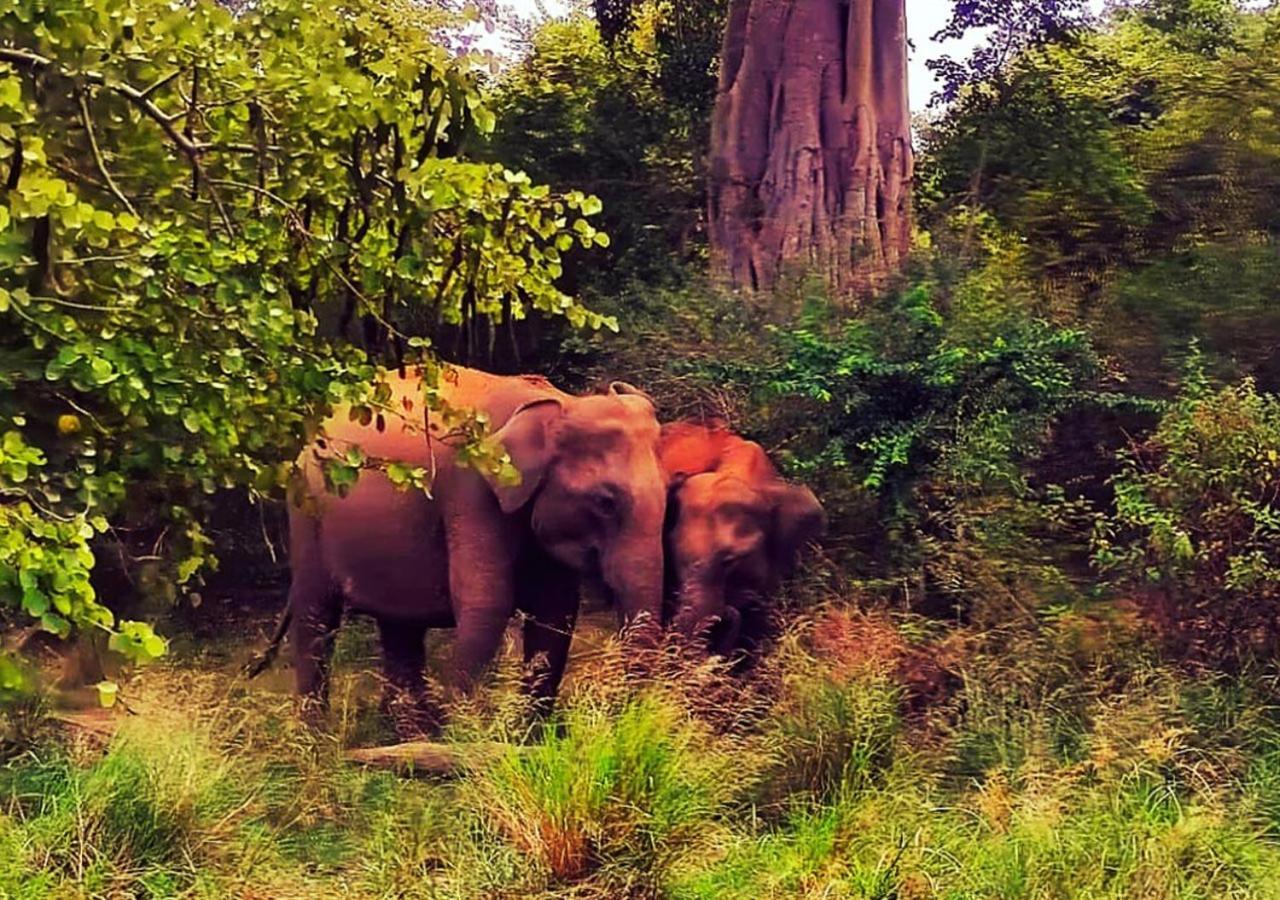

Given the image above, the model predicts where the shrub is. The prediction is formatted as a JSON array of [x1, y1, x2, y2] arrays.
[[0, 720, 240, 890], [1094, 367, 1280, 668], [581, 264, 1108, 615], [458, 688, 749, 894], [674, 663, 1280, 900], [749, 612, 906, 811]]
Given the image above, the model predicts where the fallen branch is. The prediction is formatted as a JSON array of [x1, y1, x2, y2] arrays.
[[345, 740, 519, 777], [50, 710, 122, 746]]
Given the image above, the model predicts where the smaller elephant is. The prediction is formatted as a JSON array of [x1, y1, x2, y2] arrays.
[[659, 421, 826, 658]]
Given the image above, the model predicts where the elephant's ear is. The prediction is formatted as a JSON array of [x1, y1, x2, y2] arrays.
[[608, 380, 656, 409], [766, 483, 826, 576], [488, 398, 563, 513]]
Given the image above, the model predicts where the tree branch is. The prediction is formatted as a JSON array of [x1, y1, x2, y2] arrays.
[[139, 68, 183, 100], [5, 135, 21, 189], [0, 48, 203, 157], [76, 88, 138, 217]]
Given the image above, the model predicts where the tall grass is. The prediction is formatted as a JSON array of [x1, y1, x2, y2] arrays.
[[3, 607, 1280, 897], [457, 692, 749, 895]]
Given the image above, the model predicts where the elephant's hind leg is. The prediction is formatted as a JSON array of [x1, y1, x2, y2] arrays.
[[376, 619, 440, 738], [290, 571, 342, 725]]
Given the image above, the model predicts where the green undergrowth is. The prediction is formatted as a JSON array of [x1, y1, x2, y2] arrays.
[[3, 610, 1280, 898]]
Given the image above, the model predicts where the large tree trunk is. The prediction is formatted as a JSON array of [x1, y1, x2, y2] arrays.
[[708, 0, 914, 299]]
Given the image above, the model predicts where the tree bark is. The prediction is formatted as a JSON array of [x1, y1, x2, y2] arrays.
[[708, 0, 914, 299]]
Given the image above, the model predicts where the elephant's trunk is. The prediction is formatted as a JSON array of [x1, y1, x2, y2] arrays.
[[672, 573, 733, 653], [603, 534, 665, 644], [710, 605, 742, 656]]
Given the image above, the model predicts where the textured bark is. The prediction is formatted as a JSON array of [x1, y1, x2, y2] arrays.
[[708, 0, 914, 299]]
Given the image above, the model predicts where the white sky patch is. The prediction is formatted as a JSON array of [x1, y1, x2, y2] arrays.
[[490, 0, 1125, 112]]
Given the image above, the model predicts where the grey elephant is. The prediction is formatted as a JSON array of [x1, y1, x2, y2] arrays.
[[282, 366, 668, 733]]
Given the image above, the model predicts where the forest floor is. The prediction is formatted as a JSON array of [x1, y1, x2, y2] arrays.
[[5, 591, 1280, 898]]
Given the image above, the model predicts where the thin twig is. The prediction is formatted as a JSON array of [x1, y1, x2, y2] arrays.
[[139, 68, 183, 99], [208, 178, 294, 210], [200, 164, 236, 236], [53, 392, 110, 435], [75, 89, 137, 216], [27, 293, 133, 313]]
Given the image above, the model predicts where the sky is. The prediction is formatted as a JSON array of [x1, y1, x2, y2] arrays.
[[493, 0, 992, 112]]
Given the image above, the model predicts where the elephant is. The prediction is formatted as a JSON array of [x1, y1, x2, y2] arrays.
[[658, 421, 825, 659], [284, 366, 668, 733]]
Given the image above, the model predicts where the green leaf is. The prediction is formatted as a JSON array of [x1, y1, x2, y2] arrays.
[[22, 587, 48, 617]]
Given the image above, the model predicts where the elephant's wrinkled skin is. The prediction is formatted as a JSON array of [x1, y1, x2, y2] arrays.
[[659, 422, 825, 657], [288, 366, 667, 732]]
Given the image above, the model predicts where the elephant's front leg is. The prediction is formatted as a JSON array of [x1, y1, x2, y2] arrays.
[[376, 619, 440, 739], [517, 553, 579, 720], [443, 477, 523, 693]]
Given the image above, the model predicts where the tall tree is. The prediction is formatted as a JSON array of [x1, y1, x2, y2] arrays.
[[706, 0, 914, 298]]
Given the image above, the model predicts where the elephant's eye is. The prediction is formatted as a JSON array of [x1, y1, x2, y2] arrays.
[[591, 487, 621, 518]]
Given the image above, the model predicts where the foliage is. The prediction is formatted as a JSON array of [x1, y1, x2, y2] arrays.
[[590, 0, 724, 125], [927, 0, 1093, 103], [459, 690, 746, 893], [1094, 365, 1280, 668], [485, 5, 712, 294], [0, 0, 607, 662], [0, 671, 456, 897], [920, 2, 1280, 385], [748, 283, 1096, 498], [755, 635, 901, 808], [919, 58, 1153, 285], [684, 268, 1102, 597]]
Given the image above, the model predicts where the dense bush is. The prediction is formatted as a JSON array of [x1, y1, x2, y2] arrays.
[[461, 692, 747, 892], [485, 10, 705, 293], [1094, 367, 1280, 668], [576, 252, 1109, 617], [919, 1, 1280, 386]]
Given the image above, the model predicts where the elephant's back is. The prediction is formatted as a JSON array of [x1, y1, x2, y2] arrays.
[[304, 366, 571, 469], [434, 365, 570, 430], [659, 421, 777, 483]]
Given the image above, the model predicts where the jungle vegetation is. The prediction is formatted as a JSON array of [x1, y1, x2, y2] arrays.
[[2, 0, 1280, 896]]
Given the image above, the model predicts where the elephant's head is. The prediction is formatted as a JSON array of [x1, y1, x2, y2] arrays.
[[488, 383, 667, 632], [660, 427, 825, 655]]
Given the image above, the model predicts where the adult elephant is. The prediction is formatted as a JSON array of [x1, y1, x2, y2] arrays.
[[286, 366, 667, 733], [659, 421, 825, 659]]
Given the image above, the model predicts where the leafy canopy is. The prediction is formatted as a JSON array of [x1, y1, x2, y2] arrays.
[[0, 0, 608, 661]]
